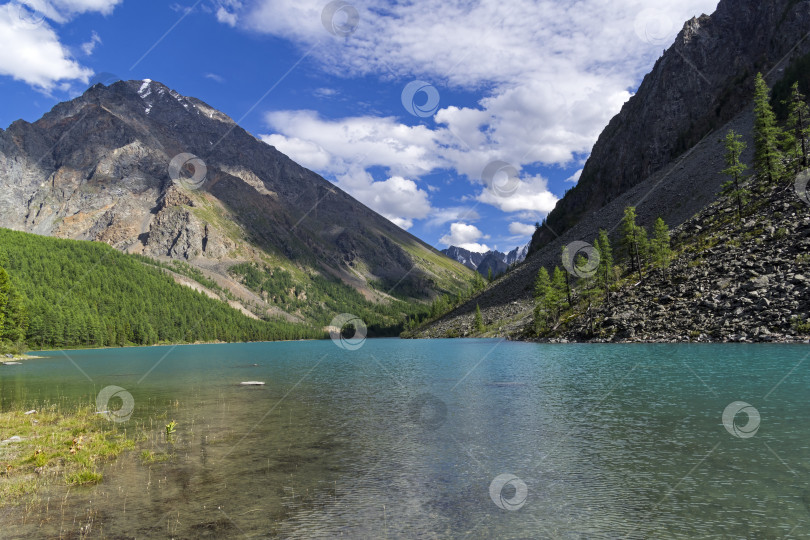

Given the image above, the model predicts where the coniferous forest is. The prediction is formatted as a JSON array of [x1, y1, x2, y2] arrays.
[[0, 228, 325, 352]]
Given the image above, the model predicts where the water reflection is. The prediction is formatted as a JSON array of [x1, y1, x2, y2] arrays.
[[1, 341, 808, 538]]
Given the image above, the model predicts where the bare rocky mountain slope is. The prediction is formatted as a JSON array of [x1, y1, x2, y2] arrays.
[[532, 0, 810, 251], [412, 0, 810, 337], [0, 80, 473, 324]]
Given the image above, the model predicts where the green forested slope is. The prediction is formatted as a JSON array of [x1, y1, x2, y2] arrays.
[[0, 228, 324, 351]]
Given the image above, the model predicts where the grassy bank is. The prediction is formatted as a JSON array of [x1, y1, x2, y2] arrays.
[[0, 402, 139, 507]]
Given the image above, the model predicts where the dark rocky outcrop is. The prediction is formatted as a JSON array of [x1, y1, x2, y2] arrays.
[[532, 0, 810, 253], [417, 0, 810, 338]]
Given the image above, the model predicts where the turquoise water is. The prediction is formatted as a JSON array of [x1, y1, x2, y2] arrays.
[[1, 340, 809, 538]]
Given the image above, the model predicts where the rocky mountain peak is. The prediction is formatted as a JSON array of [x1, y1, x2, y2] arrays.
[[531, 0, 810, 253], [0, 79, 474, 320]]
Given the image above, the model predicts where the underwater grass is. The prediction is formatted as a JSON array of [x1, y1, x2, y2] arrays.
[[0, 402, 137, 506]]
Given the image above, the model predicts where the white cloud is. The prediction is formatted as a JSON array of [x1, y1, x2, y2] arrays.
[[80, 30, 100, 55], [204, 72, 225, 83], [336, 171, 432, 230], [565, 169, 583, 184], [216, 6, 237, 26], [262, 110, 442, 178], [508, 222, 536, 236], [476, 175, 558, 213], [0, 1, 121, 90], [313, 87, 336, 98], [439, 222, 490, 252], [216, 0, 716, 165], [261, 109, 561, 224], [424, 206, 480, 228], [0, 4, 90, 89], [236, 0, 716, 228]]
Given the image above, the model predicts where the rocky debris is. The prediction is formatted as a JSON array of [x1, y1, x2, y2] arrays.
[[414, 105, 759, 338], [540, 182, 810, 343], [415, 178, 810, 343]]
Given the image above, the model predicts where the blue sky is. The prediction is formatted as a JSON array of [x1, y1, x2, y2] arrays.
[[0, 0, 719, 253]]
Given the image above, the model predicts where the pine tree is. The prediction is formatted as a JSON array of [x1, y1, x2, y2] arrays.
[[721, 129, 749, 221], [784, 82, 810, 169], [651, 218, 672, 275], [487, 267, 493, 282], [753, 73, 785, 183]]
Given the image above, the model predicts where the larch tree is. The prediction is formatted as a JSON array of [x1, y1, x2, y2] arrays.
[[597, 229, 614, 305], [621, 206, 644, 281], [721, 129, 749, 221], [651, 218, 673, 276], [753, 73, 785, 183], [784, 82, 810, 169]]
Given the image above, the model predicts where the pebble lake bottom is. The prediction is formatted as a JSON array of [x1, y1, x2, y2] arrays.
[[1, 339, 807, 538]]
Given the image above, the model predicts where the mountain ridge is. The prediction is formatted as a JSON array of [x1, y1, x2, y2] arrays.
[[441, 244, 528, 276], [531, 0, 810, 253], [0, 79, 475, 330], [410, 0, 810, 339]]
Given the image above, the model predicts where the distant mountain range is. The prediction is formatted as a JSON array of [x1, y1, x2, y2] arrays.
[[0, 80, 474, 330], [441, 244, 528, 277]]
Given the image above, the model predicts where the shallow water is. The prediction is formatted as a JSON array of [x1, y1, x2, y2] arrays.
[[1, 340, 808, 538]]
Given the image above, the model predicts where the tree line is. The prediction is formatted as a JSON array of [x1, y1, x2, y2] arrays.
[[0, 228, 325, 352], [721, 73, 809, 220], [533, 210, 672, 335]]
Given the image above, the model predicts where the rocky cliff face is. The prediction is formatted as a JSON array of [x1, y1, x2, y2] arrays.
[[531, 0, 810, 252], [413, 0, 810, 338], [0, 80, 473, 319]]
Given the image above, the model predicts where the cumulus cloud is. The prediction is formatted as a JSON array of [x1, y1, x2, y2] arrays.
[[237, 0, 715, 228], [261, 109, 561, 225], [335, 170, 432, 230], [80, 30, 100, 55], [0, 1, 121, 90], [439, 223, 490, 252], [509, 222, 536, 237], [565, 169, 583, 183], [477, 175, 558, 213]]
